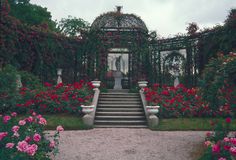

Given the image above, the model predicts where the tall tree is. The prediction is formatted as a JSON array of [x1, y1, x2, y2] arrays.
[[7, 0, 57, 31], [57, 15, 89, 37]]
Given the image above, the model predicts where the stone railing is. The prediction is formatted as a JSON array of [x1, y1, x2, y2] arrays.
[[138, 81, 159, 128], [81, 81, 100, 128]]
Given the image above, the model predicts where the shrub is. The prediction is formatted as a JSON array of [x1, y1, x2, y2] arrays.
[[144, 83, 211, 118], [199, 52, 236, 117], [200, 118, 236, 160], [0, 112, 63, 160], [17, 80, 94, 114]]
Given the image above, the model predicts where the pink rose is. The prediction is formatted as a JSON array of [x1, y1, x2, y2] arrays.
[[32, 112, 36, 116], [26, 144, 38, 156], [204, 141, 211, 147], [0, 132, 8, 141], [16, 141, 28, 152], [49, 140, 56, 148], [230, 138, 236, 145], [33, 133, 41, 142], [37, 114, 42, 119], [13, 132, 20, 138], [12, 126, 20, 133], [212, 144, 220, 153], [223, 137, 230, 142], [3, 115, 11, 123], [19, 120, 26, 126], [26, 116, 33, 123], [218, 158, 226, 160], [56, 125, 64, 132], [225, 117, 231, 123], [38, 117, 47, 125], [230, 147, 236, 156], [6, 143, 15, 148], [24, 136, 31, 143], [11, 112, 17, 117]]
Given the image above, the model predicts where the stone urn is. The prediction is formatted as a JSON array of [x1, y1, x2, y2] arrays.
[[91, 81, 101, 88], [81, 105, 95, 115], [138, 81, 148, 88], [146, 106, 160, 116]]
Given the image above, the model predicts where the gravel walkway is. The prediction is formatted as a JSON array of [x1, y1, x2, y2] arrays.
[[51, 129, 206, 160]]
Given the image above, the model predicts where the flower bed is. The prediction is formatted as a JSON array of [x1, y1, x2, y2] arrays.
[[0, 112, 63, 159], [201, 118, 236, 160], [17, 80, 94, 114], [144, 83, 212, 118]]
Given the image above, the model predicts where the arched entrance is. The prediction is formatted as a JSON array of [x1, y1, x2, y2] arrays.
[[89, 6, 149, 89]]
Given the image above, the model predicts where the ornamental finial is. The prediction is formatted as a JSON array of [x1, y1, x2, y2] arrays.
[[116, 6, 122, 13]]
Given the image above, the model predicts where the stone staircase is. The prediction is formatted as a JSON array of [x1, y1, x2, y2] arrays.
[[94, 90, 147, 128]]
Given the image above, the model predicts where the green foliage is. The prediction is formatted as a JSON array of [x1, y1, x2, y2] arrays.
[[8, 0, 57, 31], [199, 53, 236, 116], [0, 113, 62, 159], [57, 15, 89, 37]]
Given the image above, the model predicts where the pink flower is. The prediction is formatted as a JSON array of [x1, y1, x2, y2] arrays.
[[24, 136, 31, 143], [16, 141, 28, 152], [13, 132, 20, 137], [38, 117, 47, 125], [32, 112, 36, 116], [49, 140, 56, 148], [26, 144, 38, 156], [218, 158, 226, 160], [56, 125, 64, 132], [12, 126, 20, 133], [6, 143, 15, 149], [204, 141, 211, 147], [230, 147, 236, 156], [0, 132, 8, 141], [230, 138, 236, 145], [26, 116, 33, 123], [223, 137, 230, 142], [225, 117, 231, 123], [19, 120, 26, 126], [212, 144, 220, 153], [33, 133, 41, 142], [37, 114, 42, 119], [11, 112, 17, 117], [206, 131, 212, 137], [3, 115, 11, 123]]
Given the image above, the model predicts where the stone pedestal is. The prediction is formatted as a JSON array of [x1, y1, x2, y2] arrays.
[[149, 115, 159, 128], [82, 114, 93, 126], [174, 77, 179, 87], [113, 71, 122, 89]]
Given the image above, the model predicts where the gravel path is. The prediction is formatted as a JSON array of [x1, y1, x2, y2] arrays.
[[51, 129, 206, 160]]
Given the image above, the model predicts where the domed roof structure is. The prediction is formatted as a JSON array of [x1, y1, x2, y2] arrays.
[[91, 6, 148, 31]]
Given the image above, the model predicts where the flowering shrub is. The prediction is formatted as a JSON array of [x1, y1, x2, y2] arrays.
[[17, 80, 94, 114], [199, 52, 236, 117], [0, 112, 63, 159], [200, 118, 236, 160], [144, 83, 211, 118]]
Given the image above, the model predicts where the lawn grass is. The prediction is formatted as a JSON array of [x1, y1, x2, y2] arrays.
[[17, 114, 236, 131], [153, 118, 236, 131], [18, 114, 91, 130]]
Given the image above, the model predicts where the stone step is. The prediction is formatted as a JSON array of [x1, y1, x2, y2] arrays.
[[100, 95, 139, 98], [95, 125, 147, 128], [98, 101, 141, 104], [98, 104, 142, 108], [97, 108, 143, 112], [107, 89, 129, 93], [101, 93, 139, 96], [96, 111, 144, 116], [99, 97, 140, 101], [94, 120, 147, 125], [95, 116, 146, 120]]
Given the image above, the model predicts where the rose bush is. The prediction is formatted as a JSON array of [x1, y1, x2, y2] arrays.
[[17, 80, 94, 114], [144, 83, 211, 118], [200, 118, 236, 160], [0, 112, 63, 160]]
